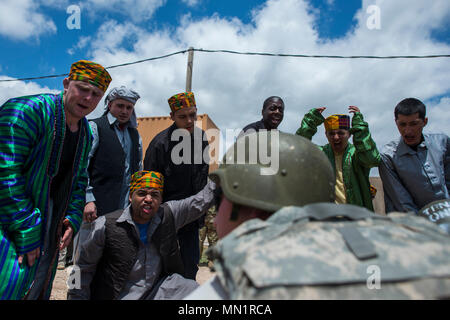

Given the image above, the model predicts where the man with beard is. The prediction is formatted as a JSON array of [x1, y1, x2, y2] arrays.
[[296, 106, 380, 211], [240, 96, 284, 136], [379, 98, 450, 213]]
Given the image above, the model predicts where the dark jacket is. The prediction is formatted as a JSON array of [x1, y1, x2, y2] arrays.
[[144, 123, 209, 203], [241, 119, 266, 135], [89, 204, 184, 300]]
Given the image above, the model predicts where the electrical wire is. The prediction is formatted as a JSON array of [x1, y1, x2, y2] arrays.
[[0, 48, 448, 83]]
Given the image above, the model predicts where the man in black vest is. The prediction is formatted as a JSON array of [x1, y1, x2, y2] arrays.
[[143, 92, 210, 280], [84, 86, 143, 221], [65, 86, 142, 269], [68, 170, 216, 300]]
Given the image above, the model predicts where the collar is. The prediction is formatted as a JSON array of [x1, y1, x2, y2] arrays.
[[117, 205, 135, 224], [397, 136, 427, 156], [117, 205, 163, 232], [106, 111, 137, 129]]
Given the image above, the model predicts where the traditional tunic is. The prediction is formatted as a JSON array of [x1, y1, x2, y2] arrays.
[[296, 109, 380, 211], [0, 92, 92, 299]]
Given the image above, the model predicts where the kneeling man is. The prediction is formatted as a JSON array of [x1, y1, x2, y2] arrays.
[[68, 170, 215, 300]]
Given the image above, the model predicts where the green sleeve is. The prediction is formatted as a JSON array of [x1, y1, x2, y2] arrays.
[[295, 108, 325, 140], [350, 112, 380, 168], [0, 99, 43, 254]]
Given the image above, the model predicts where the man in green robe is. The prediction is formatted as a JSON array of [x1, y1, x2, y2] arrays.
[[296, 106, 380, 211], [0, 60, 111, 299]]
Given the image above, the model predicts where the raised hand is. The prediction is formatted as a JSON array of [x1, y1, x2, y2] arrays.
[[348, 106, 360, 114]]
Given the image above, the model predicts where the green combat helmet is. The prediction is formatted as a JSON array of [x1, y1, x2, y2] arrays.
[[210, 131, 335, 212]]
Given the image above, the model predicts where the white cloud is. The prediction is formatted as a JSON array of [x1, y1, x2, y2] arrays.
[[84, 0, 166, 22], [67, 36, 92, 55], [181, 0, 201, 7], [427, 97, 450, 135], [0, 76, 58, 106], [0, 0, 56, 40], [1, 0, 449, 168]]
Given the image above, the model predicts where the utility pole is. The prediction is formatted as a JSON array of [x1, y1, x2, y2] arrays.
[[185, 47, 194, 92]]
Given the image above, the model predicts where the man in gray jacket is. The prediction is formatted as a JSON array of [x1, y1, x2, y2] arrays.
[[68, 170, 216, 300], [379, 98, 449, 213]]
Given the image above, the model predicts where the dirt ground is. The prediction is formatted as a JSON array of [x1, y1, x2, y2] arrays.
[[50, 265, 215, 300]]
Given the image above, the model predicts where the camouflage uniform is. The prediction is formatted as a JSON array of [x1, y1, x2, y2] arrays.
[[207, 203, 450, 299], [188, 132, 448, 300], [199, 206, 218, 262]]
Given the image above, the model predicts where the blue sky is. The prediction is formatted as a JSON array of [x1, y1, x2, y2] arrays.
[[0, 0, 368, 88], [0, 0, 449, 165]]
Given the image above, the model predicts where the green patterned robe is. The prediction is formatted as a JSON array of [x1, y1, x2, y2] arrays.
[[296, 108, 380, 211], [0, 92, 92, 299]]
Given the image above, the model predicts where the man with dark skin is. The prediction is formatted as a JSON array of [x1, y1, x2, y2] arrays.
[[240, 96, 285, 136], [68, 170, 216, 300]]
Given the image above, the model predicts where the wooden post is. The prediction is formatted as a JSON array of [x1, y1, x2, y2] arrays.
[[185, 47, 194, 92]]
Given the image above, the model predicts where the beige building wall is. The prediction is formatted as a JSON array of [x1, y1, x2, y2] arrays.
[[137, 114, 220, 173], [370, 176, 385, 215]]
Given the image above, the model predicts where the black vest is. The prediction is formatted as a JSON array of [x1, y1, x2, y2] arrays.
[[90, 204, 184, 300], [88, 115, 141, 216]]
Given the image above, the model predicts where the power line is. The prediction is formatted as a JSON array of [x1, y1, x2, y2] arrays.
[[1, 48, 449, 83]]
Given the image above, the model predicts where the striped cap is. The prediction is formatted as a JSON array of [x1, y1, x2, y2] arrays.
[[168, 92, 196, 113], [69, 60, 112, 93], [130, 170, 164, 195], [324, 114, 350, 131]]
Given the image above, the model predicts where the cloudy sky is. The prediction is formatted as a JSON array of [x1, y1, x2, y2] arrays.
[[0, 0, 449, 175]]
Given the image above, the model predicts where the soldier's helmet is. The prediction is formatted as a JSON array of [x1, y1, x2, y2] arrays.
[[209, 131, 335, 212], [418, 199, 450, 235]]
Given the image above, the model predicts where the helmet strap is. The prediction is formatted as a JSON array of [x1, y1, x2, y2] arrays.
[[230, 204, 241, 221]]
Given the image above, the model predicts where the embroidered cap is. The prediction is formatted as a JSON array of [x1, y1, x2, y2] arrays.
[[130, 170, 164, 195], [68, 60, 112, 93], [168, 92, 196, 113], [324, 114, 350, 131]]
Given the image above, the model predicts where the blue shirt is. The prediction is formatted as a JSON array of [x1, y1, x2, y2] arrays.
[[136, 221, 150, 244], [379, 133, 450, 213]]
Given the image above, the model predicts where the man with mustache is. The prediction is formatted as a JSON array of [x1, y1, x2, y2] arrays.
[[0, 60, 111, 299], [296, 106, 380, 211], [240, 96, 285, 136], [379, 98, 450, 213], [68, 170, 216, 300]]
